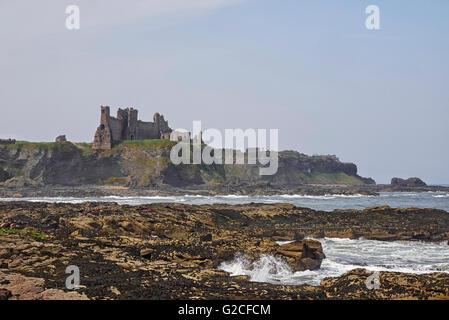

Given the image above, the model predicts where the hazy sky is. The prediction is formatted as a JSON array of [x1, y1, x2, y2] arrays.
[[0, 0, 448, 184]]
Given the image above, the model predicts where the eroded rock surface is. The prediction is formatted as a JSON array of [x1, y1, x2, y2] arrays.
[[321, 269, 449, 300], [0, 202, 448, 300]]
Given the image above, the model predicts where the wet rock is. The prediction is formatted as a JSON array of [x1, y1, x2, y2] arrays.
[[200, 234, 212, 242], [0, 249, 12, 259], [140, 248, 153, 259], [0, 201, 447, 300], [293, 232, 305, 241], [0, 271, 88, 300], [0, 288, 12, 300], [321, 269, 449, 300], [275, 240, 325, 272]]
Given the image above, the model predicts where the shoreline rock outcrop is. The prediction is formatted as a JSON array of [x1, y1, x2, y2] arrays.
[[0, 201, 448, 299], [321, 269, 449, 300], [391, 177, 427, 188], [275, 240, 325, 272]]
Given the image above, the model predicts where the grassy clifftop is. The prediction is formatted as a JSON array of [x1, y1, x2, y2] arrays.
[[0, 140, 374, 187]]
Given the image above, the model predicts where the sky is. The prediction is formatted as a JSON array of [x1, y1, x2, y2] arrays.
[[0, 0, 448, 184]]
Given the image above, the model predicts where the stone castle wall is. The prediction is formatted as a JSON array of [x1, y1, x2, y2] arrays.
[[92, 106, 172, 150]]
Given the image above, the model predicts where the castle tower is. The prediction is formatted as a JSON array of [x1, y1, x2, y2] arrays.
[[127, 108, 138, 140], [92, 106, 173, 149], [93, 106, 113, 150], [101, 106, 110, 124]]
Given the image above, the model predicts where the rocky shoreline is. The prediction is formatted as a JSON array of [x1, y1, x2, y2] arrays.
[[1, 183, 449, 198], [1, 201, 448, 300]]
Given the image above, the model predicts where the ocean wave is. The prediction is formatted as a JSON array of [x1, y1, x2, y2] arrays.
[[276, 194, 334, 200], [276, 194, 370, 199], [220, 238, 449, 286], [183, 195, 208, 198], [219, 253, 293, 283], [102, 196, 177, 200], [217, 195, 250, 199], [433, 194, 449, 198]]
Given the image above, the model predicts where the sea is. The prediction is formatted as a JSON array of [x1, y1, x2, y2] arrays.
[[1, 191, 449, 285]]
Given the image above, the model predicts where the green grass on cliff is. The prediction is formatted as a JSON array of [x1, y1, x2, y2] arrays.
[[114, 139, 177, 149], [3, 141, 79, 152], [304, 172, 363, 185], [73, 142, 95, 156], [99, 139, 177, 157], [1, 140, 177, 156], [103, 177, 128, 186]]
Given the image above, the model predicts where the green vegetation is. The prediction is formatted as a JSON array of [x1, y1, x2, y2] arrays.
[[304, 172, 362, 185], [73, 142, 96, 157], [279, 150, 339, 162], [114, 139, 176, 149], [0, 228, 47, 239], [103, 177, 128, 186], [99, 139, 176, 157], [2, 141, 81, 156], [12, 168, 24, 176], [77, 175, 103, 184], [199, 163, 226, 184]]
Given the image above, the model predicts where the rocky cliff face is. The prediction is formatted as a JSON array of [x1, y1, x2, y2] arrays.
[[0, 141, 374, 188]]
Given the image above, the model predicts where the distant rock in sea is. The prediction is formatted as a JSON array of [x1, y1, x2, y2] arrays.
[[391, 177, 427, 187]]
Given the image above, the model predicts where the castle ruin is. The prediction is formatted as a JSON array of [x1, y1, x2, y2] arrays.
[[93, 106, 172, 150]]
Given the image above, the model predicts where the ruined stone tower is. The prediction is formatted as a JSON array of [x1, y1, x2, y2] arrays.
[[93, 106, 172, 150]]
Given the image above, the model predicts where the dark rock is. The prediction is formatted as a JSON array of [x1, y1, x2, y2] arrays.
[[0, 168, 9, 182], [361, 177, 376, 185], [321, 269, 449, 300], [55, 135, 67, 142], [0, 288, 12, 300], [140, 248, 152, 259], [200, 234, 212, 242], [391, 177, 427, 187], [294, 231, 305, 241], [275, 240, 326, 272], [0, 201, 448, 300]]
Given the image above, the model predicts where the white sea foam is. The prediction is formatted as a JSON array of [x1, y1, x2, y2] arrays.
[[218, 237, 449, 286], [219, 253, 293, 283], [1, 191, 448, 211], [433, 194, 449, 198], [277, 194, 335, 200], [218, 195, 250, 199], [275, 241, 294, 246]]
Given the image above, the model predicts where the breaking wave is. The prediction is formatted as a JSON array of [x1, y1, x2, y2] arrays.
[[218, 238, 449, 286], [433, 194, 449, 198], [219, 253, 293, 283], [1, 191, 449, 211]]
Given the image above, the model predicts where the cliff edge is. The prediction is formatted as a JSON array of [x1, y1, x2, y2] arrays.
[[0, 140, 374, 188]]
